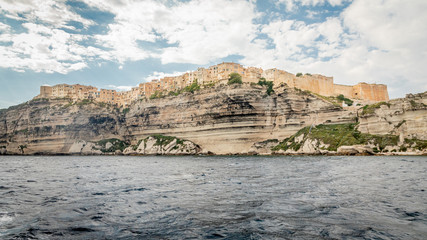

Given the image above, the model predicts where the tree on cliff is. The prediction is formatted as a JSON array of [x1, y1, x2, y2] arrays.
[[228, 73, 242, 85], [258, 78, 274, 95]]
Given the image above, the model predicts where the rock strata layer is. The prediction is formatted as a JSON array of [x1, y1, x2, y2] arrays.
[[0, 85, 425, 155]]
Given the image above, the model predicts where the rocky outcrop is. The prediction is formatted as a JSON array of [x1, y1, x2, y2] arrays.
[[337, 145, 374, 155], [123, 135, 201, 155], [69, 140, 103, 155], [0, 98, 124, 154], [254, 123, 426, 155], [248, 139, 279, 155], [358, 92, 427, 140]]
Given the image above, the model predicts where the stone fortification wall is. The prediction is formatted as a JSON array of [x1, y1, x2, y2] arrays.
[[353, 83, 389, 101], [334, 83, 389, 101], [262, 69, 295, 87], [35, 63, 389, 106], [334, 84, 354, 98], [294, 75, 334, 97]]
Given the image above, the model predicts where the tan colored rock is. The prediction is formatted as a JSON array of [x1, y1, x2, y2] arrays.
[[358, 91, 427, 140], [2, 85, 422, 155], [131, 136, 200, 155], [300, 139, 318, 153], [249, 139, 279, 155], [81, 142, 102, 154], [337, 145, 373, 155], [337, 146, 359, 155], [105, 142, 113, 150], [123, 146, 137, 155], [68, 140, 86, 153]]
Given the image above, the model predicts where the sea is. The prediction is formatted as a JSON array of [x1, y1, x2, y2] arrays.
[[0, 155, 426, 239]]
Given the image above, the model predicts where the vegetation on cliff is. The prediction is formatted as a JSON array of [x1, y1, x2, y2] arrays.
[[272, 123, 426, 153], [257, 78, 274, 95], [337, 94, 353, 106], [228, 73, 243, 85], [361, 102, 390, 115], [293, 89, 354, 107], [151, 134, 184, 148], [151, 80, 201, 99], [125, 134, 200, 155], [95, 138, 129, 153]]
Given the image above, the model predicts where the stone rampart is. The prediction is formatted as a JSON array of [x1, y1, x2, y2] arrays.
[[34, 63, 389, 106]]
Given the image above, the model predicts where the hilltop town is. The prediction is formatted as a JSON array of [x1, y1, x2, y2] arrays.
[[35, 62, 389, 107]]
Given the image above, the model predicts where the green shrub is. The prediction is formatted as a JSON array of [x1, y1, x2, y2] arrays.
[[182, 80, 201, 93], [150, 90, 164, 99], [337, 94, 353, 106], [296, 73, 303, 77], [122, 108, 130, 114], [228, 73, 242, 85], [76, 99, 92, 106], [257, 78, 274, 95], [404, 138, 427, 151], [203, 82, 216, 88], [361, 102, 390, 115], [152, 134, 176, 147], [272, 123, 403, 152], [97, 138, 129, 152]]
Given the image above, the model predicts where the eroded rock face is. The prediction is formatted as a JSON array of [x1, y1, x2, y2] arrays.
[[68, 140, 103, 155], [124, 84, 355, 154], [0, 99, 124, 154], [0, 84, 363, 155], [123, 136, 201, 155], [337, 146, 374, 155], [248, 139, 279, 155], [358, 92, 427, 140]]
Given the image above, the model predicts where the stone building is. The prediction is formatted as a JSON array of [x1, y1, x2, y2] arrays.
[[35, 63, 389, 106]]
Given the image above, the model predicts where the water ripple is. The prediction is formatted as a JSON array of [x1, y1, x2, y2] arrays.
[[0, 155, 425, 239]]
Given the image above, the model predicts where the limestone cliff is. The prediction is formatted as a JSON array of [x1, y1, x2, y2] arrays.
[[123, 84, 355, 154], [261, 123, 426, 155], [250, 92, 427, 155], [0, 84, 355, 155], [357, 92, 427, 140], [0, 99, 124, 155]]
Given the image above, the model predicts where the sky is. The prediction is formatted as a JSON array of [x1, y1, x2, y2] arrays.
[[0, 0, 426, 109]]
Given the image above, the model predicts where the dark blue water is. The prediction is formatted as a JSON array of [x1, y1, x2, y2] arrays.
[[0, 156, 426, 239]]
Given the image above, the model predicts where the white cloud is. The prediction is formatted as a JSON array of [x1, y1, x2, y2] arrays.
[[84, 0, 261, 65], [0, 0, 94, 28], [0, 22, 98, 73], [0, 0, 425, 99], [0, 22, 11, 32], [144, 71, 189, 82], [278, 0, 349, 11], [253, 0, 427, 98], [0, 0, 105, 74], [337, 0, 427, 96], [107, 85, 135, 91], [256, 17, 345, 71]]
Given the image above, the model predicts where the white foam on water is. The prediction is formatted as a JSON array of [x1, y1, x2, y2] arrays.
[[0, 214, 13, 225]]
